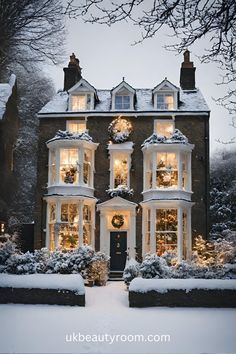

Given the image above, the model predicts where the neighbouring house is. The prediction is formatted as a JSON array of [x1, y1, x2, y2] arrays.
[[0, 74, 18, 234], [34, 51, 210, 271]]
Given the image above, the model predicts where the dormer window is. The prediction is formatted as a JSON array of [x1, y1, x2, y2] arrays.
[[156, 93, 174, 110], [153, 79, 179, 111], [115, 95, 131, 110], [71, 94, 90, 111], [68, 78, 98, 111], [111, 80, 135, 110]]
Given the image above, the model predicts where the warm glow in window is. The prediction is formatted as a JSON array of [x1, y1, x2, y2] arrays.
[[60, 149, 78, 184], [59, 203, 79, 249], [50, 150, 56, 185], [156, 209, 177, 255], [156, 153, 178, 188], [83, 205, 92, 245], [157, 93, 174, 110], [113, 154, 128, 188], [67, 121, 86, 133], [155, 121, 174, 138], [71, 95, 89, 110], [83, 150, 91, 185], [115, 95, 130, 109]]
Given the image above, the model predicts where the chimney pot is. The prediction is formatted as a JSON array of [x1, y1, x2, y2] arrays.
[[63, 53, 82, 91], [180, 50, 196, 90]]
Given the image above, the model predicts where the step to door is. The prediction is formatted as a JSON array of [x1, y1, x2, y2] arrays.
[[109, 271, 124, 281]]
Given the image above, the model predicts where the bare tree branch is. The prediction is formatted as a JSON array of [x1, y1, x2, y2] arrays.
[[0, 0, 66, 73], [65, 0, 236, 113]]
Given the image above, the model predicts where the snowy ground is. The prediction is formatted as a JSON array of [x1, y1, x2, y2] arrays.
[[0, 281, 235, 354]]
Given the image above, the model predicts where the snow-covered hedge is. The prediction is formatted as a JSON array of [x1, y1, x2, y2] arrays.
[[0, 238, 108, 277]]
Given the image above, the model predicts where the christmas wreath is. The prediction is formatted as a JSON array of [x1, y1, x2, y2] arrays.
[[108, 117, 132, 143], [111, 214, 124, 229]]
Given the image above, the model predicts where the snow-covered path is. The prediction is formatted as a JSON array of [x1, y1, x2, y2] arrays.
[[0, 281, 235, 354]]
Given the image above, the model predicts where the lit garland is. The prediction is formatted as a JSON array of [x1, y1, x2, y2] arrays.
[[108, 117, 132, 143]]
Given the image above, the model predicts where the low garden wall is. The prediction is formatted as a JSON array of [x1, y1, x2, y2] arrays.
[[0, 274, 85, 306], [129, 278, 236, 308]]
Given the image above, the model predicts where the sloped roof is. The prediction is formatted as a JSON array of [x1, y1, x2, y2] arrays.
[[39, 87, 209, 114], [0, 74, 16, 119]]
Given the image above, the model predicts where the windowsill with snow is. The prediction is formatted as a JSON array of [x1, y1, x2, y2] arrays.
[[129, 278, 236, 294], [0, 274, 85, 295]]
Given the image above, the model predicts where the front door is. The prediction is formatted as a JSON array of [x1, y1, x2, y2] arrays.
[[110, 231, 127, 271]]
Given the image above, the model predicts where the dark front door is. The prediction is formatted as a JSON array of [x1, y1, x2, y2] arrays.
[[110, 231, 127, 271]]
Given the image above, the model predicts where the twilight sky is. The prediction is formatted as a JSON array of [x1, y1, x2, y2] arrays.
[[45, 17, 235, 155]]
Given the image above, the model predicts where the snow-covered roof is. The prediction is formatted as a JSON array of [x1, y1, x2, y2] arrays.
[[47, 130, 93, 144], [142, 129, 188, 147], [39, 87, 209, 114], [0, 74, 16, 119]]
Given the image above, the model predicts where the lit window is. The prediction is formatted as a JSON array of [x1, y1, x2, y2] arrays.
[[71, 94, 90, 111], [83, 205, 92, 245], [49, 150, 56, 185], [83, 150, 92, 185], [59, 204, 79, 249], [60, 149, 78, 184], [157, 93, 174, 110], [48, 203, 56, 250], [156, 209, 177, 255], [155, 120, 174, 138], [115, 95, 130, 109], [67, 121, 86, 133], [113, 153, 129, 188], [156, 153, 178, 188]]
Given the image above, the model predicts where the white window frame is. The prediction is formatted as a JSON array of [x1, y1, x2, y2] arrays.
[[114, 94, 131, 110], [108, 142, 134, 189], [69, 92, 94, 111]]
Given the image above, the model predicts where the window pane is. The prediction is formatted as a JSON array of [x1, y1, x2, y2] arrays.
[[156, 121, 174, 138], [83, 150, 92, 185], [50, 150, 56, 185], [67, 122, 86, 133], [115, 95, 130, 109], [83, 205, 91, 245], [72, 95, 87, 110], [156, 209, 177, 255], [113, 154, 128, 188], [60, 149, 78, 184], [156, 153, 178, 188], [157, 93, 174, 110]]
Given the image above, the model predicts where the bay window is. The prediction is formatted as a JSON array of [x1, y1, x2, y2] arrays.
[[156, 153, 178, 188], [46, 200, 94, 251], [142, 203, 192, 261]]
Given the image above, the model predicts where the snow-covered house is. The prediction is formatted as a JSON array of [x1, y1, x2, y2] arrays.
[[35, 51, 210, 270], [0, 74, 18, 231]]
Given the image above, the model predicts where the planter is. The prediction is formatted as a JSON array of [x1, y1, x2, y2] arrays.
[[87, 280, 94, 287], [95, 279, 107, 286]]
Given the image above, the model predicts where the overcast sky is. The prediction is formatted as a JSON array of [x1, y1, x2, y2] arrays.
[[46, 17, 235, 155]]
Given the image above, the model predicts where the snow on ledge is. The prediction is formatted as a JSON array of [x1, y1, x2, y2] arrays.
[[129, 278, 236, 294], [47, 130, 93, 144], [0, 274, 85, 295]]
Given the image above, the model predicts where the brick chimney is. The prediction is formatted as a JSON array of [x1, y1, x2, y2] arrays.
[[63, 53, 82, 91], [180, 50, 196, 90]]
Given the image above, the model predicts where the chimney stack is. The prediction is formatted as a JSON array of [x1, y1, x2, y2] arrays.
[[180, 50, 196, 90], [63, 53, 82, 91]]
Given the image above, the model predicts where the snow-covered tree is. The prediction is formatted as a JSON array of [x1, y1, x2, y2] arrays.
[[210, 149, 236, 236], [123, 258, 140, 285], [139, 254, 170, 279]]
